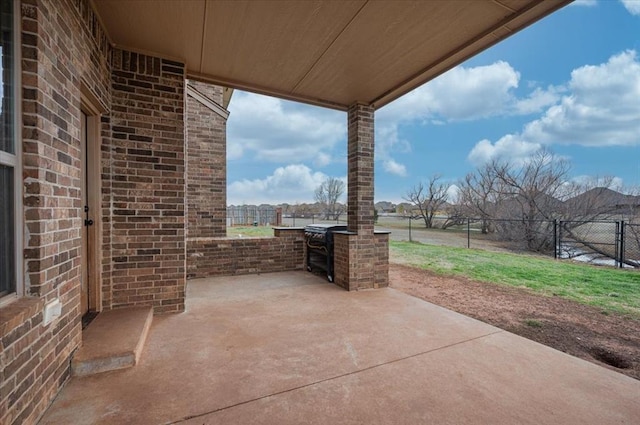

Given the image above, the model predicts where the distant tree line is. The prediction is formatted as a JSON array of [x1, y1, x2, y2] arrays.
[[404, 148, 640, 254]]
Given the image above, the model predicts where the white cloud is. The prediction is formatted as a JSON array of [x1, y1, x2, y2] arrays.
[[621, 0, 640, 15], [514, 86, 563, 115], [446, 184, 460, 204], [227, 92, 345, 163], [227, 142, 244, 160], [228, 164, 340, 205], [523, 50, 640, 147], [377, 61, 521, 124], [468, 135, 542, 166], [469, 50, 640, 165], [571, 0, 597, 7], [313, 152, 332, 168], [375, 60, 559, 175], [374, 124, 411, 176], [382, 159, 407, 177]]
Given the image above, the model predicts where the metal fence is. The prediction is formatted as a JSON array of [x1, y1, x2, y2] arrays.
[[376, 215, 639, 269], [226, 206, 282, 226], [281, 214, 346, 227], [624, 224, 640, 268], [557, 220, 640, 268]]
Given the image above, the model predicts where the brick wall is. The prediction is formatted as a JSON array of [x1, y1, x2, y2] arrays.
[[1, 0, 111, 423], [185, 80, 227, 238], [347, 103, 375, 235], [187, 228, 305, 279], [333, 232, 356, 290], [374, 232, 389, 289], [333, 231, 389, 290], [108, 49, 186, 313]]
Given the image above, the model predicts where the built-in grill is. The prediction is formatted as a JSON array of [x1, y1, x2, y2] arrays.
[[305, 224, 348, 282]]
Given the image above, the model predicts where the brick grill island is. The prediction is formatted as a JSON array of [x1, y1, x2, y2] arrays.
[[187, 228, 307, 279]]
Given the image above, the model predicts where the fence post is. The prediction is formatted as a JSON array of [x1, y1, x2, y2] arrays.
[[558, 220, 563, 259], [619, 221, 625, 269], [553, 219, 557, 259], [409, 216, 412, 242], [467, 218, 470, 249], [614, 221, 620, 268]]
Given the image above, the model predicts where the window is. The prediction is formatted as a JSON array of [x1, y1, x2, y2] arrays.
[[1, 0, 17, 298]]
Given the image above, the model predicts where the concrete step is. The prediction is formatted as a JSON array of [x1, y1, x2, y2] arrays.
[[72, 306, 153, 377]]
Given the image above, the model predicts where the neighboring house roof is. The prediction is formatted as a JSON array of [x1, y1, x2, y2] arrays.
[[375, 201, 396, 212], [564, 188, 640, 211], [92, 0, 571, 110]]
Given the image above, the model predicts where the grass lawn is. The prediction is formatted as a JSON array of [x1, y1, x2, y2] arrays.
[[390, 240, 640, 317], [226, 226, 278, 238]]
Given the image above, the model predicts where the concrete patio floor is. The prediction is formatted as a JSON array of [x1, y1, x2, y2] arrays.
[[40, 272, 640, 425]]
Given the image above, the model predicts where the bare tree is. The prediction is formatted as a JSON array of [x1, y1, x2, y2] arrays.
[[314, 177, 346, 220], [487, 149, 569, 251], [404, 175, 451, 229], [457, 161, 504, 233], [450, 147, 639, 262], [441, 203, 467, 229]]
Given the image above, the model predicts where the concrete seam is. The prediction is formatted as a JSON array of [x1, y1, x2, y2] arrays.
[[167, 329, 504, 424]]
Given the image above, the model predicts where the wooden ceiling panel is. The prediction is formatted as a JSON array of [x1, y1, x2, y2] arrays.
[[93, 0, 572, 110], [94, 0, 205, 65], [366, 0, 572, 107], [199, 1, 365, 99], [292, 1, 510, 106]]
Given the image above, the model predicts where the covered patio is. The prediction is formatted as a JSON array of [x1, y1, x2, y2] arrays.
[[11, 1, 634, 423], [40, 272, 639, 424]]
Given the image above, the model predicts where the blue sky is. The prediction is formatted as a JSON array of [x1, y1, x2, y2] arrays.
[[226, 0, 640, 205]]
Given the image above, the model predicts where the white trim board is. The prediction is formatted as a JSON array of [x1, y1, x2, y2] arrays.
[[186, 84, 230, 119]]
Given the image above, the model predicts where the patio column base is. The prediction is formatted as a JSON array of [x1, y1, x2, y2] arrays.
[[333, 231, 389, 291]]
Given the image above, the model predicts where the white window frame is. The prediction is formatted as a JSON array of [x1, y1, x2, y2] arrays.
[[0, 0, 23, 304]]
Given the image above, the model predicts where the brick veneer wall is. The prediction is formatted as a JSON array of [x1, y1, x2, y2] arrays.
[[186, 80, 227, 238], [333, 232, 389, 291], [373, 233, 390, 288], [347, 103, 375, 235], [187, 228, 305, 279], [108, 49, 186, 313], [1, 1, 111, 424], [333, 232, 356, 290], [336, 103, 382, 291]]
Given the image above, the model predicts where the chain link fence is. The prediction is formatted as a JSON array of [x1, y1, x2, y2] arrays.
[[375, 215, 639, 269], [622, 223, 640, 268], [281, 214, 346, 227], [226, 206, 282, 226], [558, 220, 621, 267]]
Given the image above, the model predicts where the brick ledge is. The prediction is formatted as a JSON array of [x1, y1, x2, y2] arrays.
[[0, 297, 44, 338]]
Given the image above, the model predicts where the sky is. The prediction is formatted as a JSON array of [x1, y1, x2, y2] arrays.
[[226, 0, 640, 205]]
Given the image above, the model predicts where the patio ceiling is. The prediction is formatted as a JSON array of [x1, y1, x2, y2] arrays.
[[93, 0, 572, 110]]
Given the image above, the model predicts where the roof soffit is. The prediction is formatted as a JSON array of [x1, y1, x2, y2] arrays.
[[93, 0, 572, 110]]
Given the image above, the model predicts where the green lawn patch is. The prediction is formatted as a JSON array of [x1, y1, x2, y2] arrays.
[[226, 226, 276, 238], [390, 240, 640, 317]]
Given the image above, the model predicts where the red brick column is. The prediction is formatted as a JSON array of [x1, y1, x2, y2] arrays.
[[347, 103, 375, 234], [335, 103, 382, 290]]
